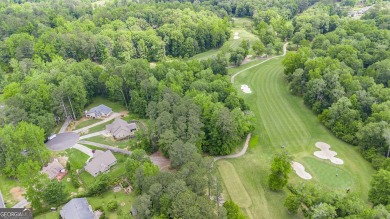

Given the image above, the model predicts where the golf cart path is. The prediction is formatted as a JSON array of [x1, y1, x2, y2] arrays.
[[73, 113, 121, 133], [214, 134, 251, 161], [231, 42, 288, 83], [215, 43, 288, 161]]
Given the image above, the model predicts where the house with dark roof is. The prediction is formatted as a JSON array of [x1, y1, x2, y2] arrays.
[[84, 150, 117, 177], [85, 104, 112, 118], [106, 118, 137, 140], [0, 190, 5, 208], [60, 198, 93, 219], [41, 159, 64, 180]]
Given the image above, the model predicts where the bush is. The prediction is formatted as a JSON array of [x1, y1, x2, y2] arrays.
[[107, 200, 118, 211]]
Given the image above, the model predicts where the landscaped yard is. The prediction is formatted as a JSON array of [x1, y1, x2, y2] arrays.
[[66, 148, 90, 170], [79, 153, 128, 185], [86, 135, 131, 149], [86, 96, 127, 113], [0, 175, 20, 207], [75, 119, 102, 130], [215, 56, 374, 219], [87, 189, 135, 219]]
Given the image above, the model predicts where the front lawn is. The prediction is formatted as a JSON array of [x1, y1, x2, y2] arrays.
[[66, 149, 90, 170], [86, 135, 130, 149], [75, 119, 101, 130], [86, 96, 126, 112]]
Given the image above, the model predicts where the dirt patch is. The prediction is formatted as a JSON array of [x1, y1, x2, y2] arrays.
[[150, 151, 171, 170], [10, 187, 25, 201], [57, 156, 69, 167]]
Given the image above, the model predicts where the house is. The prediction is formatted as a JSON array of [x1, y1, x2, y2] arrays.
[[41, 159, 65, 180], [85, 104, 112, 118], [106, 118, 137, 140], [84, 150, 117, 177], [0, 190, 5, 208], [60, 198, 94, 219]]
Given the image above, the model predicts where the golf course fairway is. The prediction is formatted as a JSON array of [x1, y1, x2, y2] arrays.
[[217, 56, 374, 219]]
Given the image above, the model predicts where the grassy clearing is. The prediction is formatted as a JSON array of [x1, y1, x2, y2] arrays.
[[67, 148, 90, 170], [217, 57, 374, 219], [217, 160, 252, 208], [75, 119, 101, 130], [86, 96, 126, 112], [0, 175, 20, 207]]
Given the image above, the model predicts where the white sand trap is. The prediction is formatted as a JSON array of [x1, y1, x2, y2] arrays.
[[241, 85, 252, 93], [292, 161, 312, 180], [233, 32, 240, 39], [314, 142, 344, 165]]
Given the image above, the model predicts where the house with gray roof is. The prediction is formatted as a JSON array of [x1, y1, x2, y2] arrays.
[[84, 150, 117, 177], [85, 104, 112, 118], [60, 198, 93, 219], [106, 118, 137, 140], [41, 159, 64, 180], [0, 190, 5, 208]]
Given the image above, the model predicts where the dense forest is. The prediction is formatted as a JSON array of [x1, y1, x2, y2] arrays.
[[283, 1, 390, 215], [0, 0, 390, 218]]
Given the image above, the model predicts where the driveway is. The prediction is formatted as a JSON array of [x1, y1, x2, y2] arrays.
[[45, 132, 80, 151], [72, 144, 93, 157], [73, 113, 121, 134], [79, 131, 106, 140]]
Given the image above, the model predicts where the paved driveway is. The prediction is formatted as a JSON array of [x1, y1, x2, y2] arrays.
[[45, 132, 80, 151]]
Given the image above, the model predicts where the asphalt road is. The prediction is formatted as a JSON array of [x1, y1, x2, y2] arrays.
[[45, 132, 80, 151]]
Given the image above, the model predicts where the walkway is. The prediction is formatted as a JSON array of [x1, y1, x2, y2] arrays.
[[58, 118, 72, 134], [78, 140, 131, 155], [231, 42, 288, 83], [73, 113, 121, 133], [214, 134, 251, 161], [72, 144, 93, 157], [79, 131, 106, 140], [12, 199, 29, 208], [0, 190, 5, 208]]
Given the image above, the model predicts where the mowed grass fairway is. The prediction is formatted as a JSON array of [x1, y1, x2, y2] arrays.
[[217, 57, 374, 219]]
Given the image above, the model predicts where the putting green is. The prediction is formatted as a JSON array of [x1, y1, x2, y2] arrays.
[[302, 157, 353, 189], [218, 160, 252, 208]]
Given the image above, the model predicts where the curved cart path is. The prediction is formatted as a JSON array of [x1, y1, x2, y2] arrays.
[[215, 43, 288, 161], [231, 43, 288, 83]]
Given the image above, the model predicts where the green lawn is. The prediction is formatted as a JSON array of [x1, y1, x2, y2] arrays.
[[67, 148, 90, 170], [86, 135, 131, 149], [0, 175, 20, 207], [86, 96, 127, 112], [87, 189, 135, 219], [75, 119, 101, 130], [217, 56, 374, 219], [35, 211, 59, 219], [87, 120, 113, 133]]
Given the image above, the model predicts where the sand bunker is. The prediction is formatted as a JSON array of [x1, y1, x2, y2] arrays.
[[291, 161, 312, 180], [233, 32, 240, 39], [314, 142, 344, 165], [241, 85, 252, 93]]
